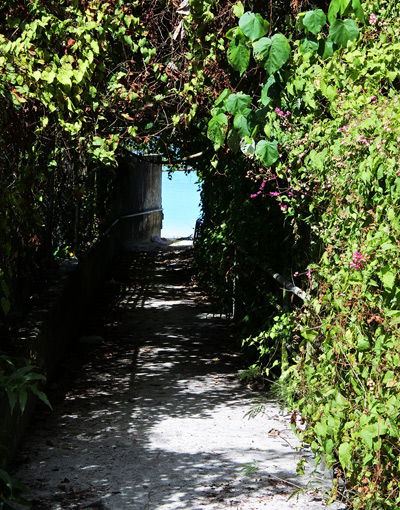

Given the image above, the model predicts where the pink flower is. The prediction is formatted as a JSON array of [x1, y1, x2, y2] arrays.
[[369, 13, 377, 25], [350, 250, 370, 271]]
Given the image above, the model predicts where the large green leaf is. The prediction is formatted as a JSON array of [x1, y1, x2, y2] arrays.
[[215, 88, 230, 107], [328, 0, 341, 23], [260, 74, 276, 105], [253, 34, 290, 75], [303, 9, 327, 35], [255, 140, 279, 167], [328, 0, 351, 23], [233, 114, 250, 137], [351, 0, 365, 23], [207, 113, 228, 150], [253, 36, 271, 60], [225, 93, 252, 114], [228, 38, 250, 74], [329, 19, 359, 47], [338, 442, 352, 468], [239, 12, 269, 42], [379, 265, 396, 292]]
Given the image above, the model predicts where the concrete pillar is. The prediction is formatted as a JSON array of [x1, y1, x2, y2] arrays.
[[115, 154, 162, 248]]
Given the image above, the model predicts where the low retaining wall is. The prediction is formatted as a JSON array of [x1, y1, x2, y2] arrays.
[[1, 155, 162, 466], [2, 232, 118, 466]]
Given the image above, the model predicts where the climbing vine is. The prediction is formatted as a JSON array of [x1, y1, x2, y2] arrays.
[[202, 0, 400, 507], [3, 0, 400, 507]]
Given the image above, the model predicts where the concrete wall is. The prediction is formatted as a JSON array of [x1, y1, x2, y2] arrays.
[[1, 155, 162, 466], [114, 154, 162, 249]]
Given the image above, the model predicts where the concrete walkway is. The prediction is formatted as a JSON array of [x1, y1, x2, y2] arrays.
[[12, 245, 344, 510]]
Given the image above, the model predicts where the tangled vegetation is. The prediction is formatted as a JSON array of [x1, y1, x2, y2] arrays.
[[202, 0, 400, 507], [1, 0, 400, 508]]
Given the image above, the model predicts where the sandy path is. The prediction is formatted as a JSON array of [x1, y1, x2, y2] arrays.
[[12, 245, 344, 510]]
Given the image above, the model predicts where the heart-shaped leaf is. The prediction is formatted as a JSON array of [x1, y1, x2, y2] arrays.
[[253, 34, 290, 74], [207, 113, 228, 149], [239, 12, 269, 42], [329, 18, 359, 47], [233, 114, 250, 137], [228, 38, 250, 74], [303, 9, 327, 35], [225, 93, 252, 114], [255, 140, 279, 166]]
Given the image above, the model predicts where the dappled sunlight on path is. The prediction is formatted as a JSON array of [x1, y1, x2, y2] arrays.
[[12, 246, 344, 510]]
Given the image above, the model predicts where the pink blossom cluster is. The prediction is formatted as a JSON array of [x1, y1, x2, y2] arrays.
[[369, 13, 377, 25], [250, 179, 267, 198], [356, 134, 370, 146], [349, 250, 370, 271], [376, 139, 387, 156], [275, 108, 291, 118]]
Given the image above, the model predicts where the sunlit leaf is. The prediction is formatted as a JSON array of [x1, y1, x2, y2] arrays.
[[207, 113, 228, 149], [303, 9, 327, 35], [253, 34, 290, 74], [225, 93, 252, 114], [228, 38, 250, 74], [338, 442, 352, 468], [329, 19, 359, 47], [239, 12, 269, 42], [255, 140, 279, 167]]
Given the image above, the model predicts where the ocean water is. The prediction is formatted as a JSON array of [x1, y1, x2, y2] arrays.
[[161, 170, 202, 238]]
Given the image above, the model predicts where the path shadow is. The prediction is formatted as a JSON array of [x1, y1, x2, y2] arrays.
[[11, 248, 329, 510]]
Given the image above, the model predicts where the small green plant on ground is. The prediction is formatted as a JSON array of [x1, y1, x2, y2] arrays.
[[0, 356, 52, 509]]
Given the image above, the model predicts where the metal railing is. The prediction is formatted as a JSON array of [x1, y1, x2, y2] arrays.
[[104, 208, 163, 236]]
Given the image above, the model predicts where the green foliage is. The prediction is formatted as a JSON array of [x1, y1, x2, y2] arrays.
[[0, 468, 29, 510], [227, 29, 251, 74], [0, 356, 51, 508], [0, 356, 52, 415], [4, 0, 400, 507], [255, 140, 279, 167], [255, 34, 291, 74], [329, 18, 359, 46], [303, 9, 327, 35], [239, 12, 269, 42], [201, 0, 400, 507]]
